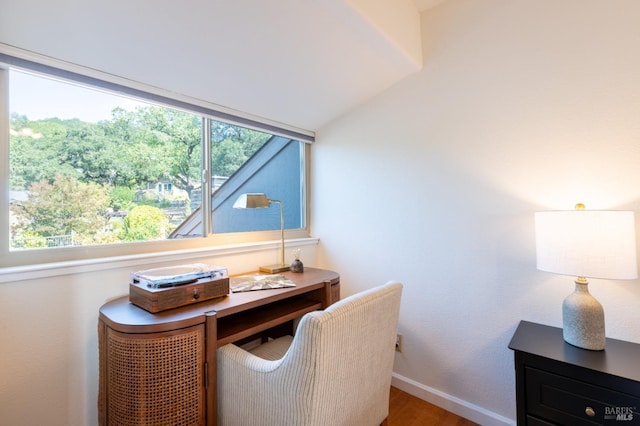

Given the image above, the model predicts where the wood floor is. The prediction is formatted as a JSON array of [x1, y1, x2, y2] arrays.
[[387, 386, 479, 426]]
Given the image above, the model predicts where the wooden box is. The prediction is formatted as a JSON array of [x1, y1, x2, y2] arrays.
[[129, 277, 229, 313]]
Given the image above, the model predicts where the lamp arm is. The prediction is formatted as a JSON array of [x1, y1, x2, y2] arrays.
[[269, 199, 285, 267]]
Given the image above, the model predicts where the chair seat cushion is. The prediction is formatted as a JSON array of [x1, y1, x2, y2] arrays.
[[249, 335, 293, 361]]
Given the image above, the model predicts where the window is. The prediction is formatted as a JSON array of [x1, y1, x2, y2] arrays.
[[1, 53, 312, 267]]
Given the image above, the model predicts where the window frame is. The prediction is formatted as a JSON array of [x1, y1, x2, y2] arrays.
[[0, 49, 313, 268]]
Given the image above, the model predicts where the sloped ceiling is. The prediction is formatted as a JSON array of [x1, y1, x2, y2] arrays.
[[0, 0, 441, 132]]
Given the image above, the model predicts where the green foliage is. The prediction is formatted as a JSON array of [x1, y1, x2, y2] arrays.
[[12, 230, 48, 249], [136, 191, 160, 206], [110, 186, 136, 211], [11, 175, 110, 245], [210, 123, 271, 177], [121, 205, 169, 241], [212, 139, 248, 176], [9, 114, 77, 189], [9, 103, 273, 247], [10, 107, 270, 193]]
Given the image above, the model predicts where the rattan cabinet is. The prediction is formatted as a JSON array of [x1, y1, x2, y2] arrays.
[[98, 324, 206, 425], [98, 268, 340, 426]]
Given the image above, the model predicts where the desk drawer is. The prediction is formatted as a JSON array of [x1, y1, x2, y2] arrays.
[[525, 367, 640, 425]]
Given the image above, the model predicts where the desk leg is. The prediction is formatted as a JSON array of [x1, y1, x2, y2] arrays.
[[321, 280, 332, 308], [331, 280, 341, 303], [206, 312, 217, 426], [323, 279, 341, 307]]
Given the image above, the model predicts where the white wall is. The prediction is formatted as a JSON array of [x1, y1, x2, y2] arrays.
[[313, 0, 640, 424], [0, 242, 318, 426], [3, 1, 640, 425]]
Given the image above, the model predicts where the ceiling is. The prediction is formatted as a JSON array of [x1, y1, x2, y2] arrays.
[[0, 0, 447, 133]]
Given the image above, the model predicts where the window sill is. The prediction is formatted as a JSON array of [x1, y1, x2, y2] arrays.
[[0, 237, 319, 283]]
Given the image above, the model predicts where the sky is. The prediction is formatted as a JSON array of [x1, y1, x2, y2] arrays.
[[10, 69, 147, 123]]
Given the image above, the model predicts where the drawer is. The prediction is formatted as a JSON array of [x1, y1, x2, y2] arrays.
[[525, 367, 640, 425]]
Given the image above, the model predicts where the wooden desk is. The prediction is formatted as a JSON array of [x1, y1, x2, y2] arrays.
[[98, 268, 340, 426]]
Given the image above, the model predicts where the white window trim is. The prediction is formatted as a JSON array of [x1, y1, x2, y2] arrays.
[[0, 44, 314, 269], [0, 237, 320, 283]]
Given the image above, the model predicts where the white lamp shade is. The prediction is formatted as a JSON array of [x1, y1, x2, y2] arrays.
[[535, 210, 638, 280]]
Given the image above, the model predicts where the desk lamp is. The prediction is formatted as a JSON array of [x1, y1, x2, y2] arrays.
[[535, 204, 637, 350], [233, 193, 289, 273]]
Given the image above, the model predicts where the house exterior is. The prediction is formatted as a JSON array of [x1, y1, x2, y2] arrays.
[[171, 136, 303, 238]]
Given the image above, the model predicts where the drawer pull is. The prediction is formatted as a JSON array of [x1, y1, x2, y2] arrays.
[[585, 407, 596, 417]]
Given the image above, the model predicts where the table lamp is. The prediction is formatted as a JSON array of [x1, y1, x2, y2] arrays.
[[233, 193, 289, 273], [534, 204, 637, 350]]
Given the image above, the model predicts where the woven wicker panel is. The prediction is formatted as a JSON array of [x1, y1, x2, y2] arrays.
[[106, 325, 205, 426], [98, 321, 106, 425]]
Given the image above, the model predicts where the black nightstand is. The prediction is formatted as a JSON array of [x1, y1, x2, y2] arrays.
[[509, 321, 640, 425]]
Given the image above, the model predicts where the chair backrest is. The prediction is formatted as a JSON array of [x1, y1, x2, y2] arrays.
[[281, 281, 403, 425]]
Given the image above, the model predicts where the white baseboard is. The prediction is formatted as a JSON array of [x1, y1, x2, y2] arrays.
[[391, 373, 516, 426]]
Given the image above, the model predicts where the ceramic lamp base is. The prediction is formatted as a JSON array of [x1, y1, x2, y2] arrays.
[[562, 279, 605, 351]]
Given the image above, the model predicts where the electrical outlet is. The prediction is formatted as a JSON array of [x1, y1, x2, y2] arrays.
[[395, 333, 403, 352]]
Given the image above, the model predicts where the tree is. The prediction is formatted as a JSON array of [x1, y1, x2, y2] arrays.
[[121, 205, 169, 241], [100, 107, 170, 187], [210, 125, 271, 177], [8, 105, 274, 248], [109, 186, 136, 211], [11, 175, 110, 245], [9, 115, 77, 190], [140, 107, 202, 194], [212, 138, 247, 176]]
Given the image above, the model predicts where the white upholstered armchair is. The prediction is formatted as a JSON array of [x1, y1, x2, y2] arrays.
[[217, 281, 403, 426]]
